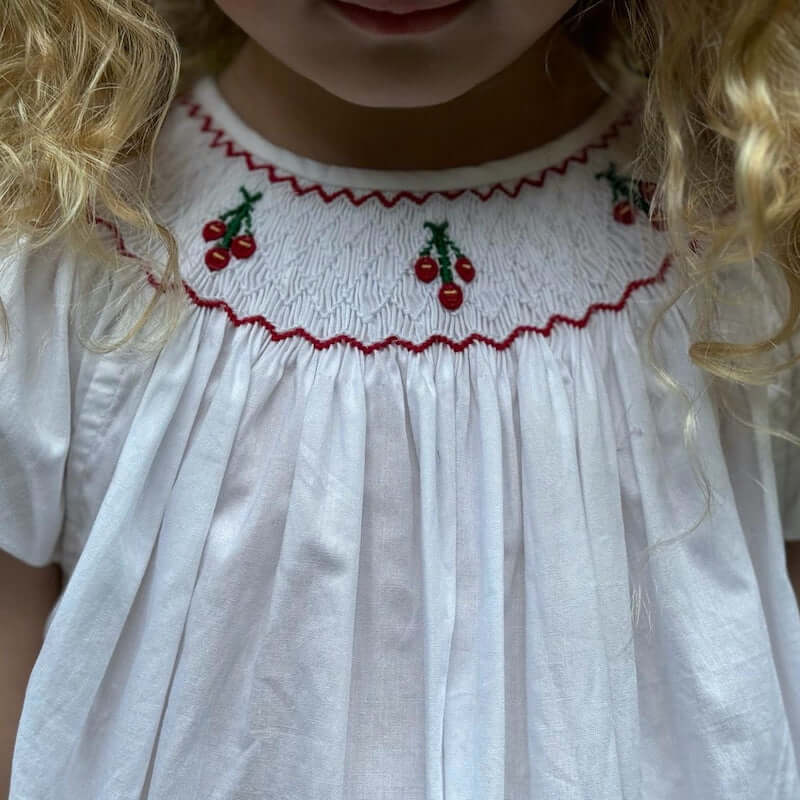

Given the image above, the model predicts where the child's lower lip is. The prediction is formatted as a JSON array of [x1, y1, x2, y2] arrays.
[[327, 0, 472, 35]]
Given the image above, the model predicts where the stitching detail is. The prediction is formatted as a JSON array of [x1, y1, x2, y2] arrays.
[[175, 91, 641, 208], [413, 219, 475, 311], [93, 216, 673, 355]]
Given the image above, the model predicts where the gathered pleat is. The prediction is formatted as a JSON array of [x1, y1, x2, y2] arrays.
[[406, 347, 460, 800], [19, 313, 224, 794], [516, 329, 625, 798], [12, 289, 800, 800], [138, 350, 254, 797], [570, 329, 640, 798]]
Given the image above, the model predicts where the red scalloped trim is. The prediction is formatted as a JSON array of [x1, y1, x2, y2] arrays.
[[93, 215, 673, 355], [175, 90, 641, 208]]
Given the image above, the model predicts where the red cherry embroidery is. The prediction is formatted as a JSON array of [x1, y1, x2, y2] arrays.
[[201, 186, 263, 271], [203, 220, 227, 241], [596, 163, 667, 231], [613, 200, 637, 225], [454, 257, 475, 283], [439, 283, 463, 311], [414, 221, 475, 312], [414, 255, 438, 283], [230, 233, 256, 259], [205, 246, 231, 271]]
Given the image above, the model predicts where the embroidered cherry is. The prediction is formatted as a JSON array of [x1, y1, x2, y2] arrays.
[[201, 186, 264, 272], [439, 283, 463, 311], [596, 163, 666, 231], [613, 200, 637, 225], [414, 255, 438, 283], [205, 246, 231, 271], [414, 220, 475, 311], [202, 220, 227, 241], [231, 233, 256, 259], [454, 256, 475, 283]]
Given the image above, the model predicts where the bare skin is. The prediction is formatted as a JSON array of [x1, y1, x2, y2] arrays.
[[216, 24, 610, 171]]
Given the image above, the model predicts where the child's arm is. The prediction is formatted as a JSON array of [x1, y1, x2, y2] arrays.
[[0, 550, 62, 798]]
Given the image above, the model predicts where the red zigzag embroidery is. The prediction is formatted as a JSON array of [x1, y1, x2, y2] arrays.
[[175, 90, 642, 208], [91, 216, 673, 356]]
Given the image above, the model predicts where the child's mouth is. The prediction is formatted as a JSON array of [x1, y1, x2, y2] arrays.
[[327, 0, 473, 36]]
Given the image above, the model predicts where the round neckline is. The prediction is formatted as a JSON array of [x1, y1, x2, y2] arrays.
[[187, 72, 644, 193]]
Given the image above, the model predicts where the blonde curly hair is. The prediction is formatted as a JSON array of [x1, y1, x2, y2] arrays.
[[1, 0, 799, 556]]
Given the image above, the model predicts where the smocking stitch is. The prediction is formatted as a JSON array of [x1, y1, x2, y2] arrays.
[[201, 186, 264, 271], [413, 220, 476, 312], [92, 215, 674, 355]]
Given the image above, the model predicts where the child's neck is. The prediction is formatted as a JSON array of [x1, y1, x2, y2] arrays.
[[216, 29, 610, 172]]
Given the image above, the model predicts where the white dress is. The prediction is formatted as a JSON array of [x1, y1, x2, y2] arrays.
[[3, 71, 800, 800]]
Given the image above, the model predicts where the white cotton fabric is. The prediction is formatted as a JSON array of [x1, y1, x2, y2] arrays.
[[2, 71, 800, 800]]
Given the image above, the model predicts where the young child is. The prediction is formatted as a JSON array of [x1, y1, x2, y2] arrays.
[[1, 0, 798, 797]]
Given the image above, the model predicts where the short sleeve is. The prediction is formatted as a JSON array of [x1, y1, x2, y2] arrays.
[[0, 236, 76, 567]]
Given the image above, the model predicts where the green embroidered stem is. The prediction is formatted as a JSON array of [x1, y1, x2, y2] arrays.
[[216, 187, 264, 248], [414, 218, 473, 311], [421, 221, 458, 282], [449, 239, 464, 259]]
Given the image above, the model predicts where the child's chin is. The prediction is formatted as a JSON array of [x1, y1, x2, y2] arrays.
[[310, 58, 493, 109]]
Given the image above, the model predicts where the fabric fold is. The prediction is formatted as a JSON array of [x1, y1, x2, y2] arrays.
[[406, 349, 459, 800], [217, 347, 369, 799], [571, 319, 640, 798], [141, 336, 303, 799], [718, 381, 800, 775], [10, 285, 800, 798], [613, 298, 800, 798], [516, 327, 627, 798], [437, 344, 508, 799], [14, 313, 224, 797], [137, 350, 254, 797]]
